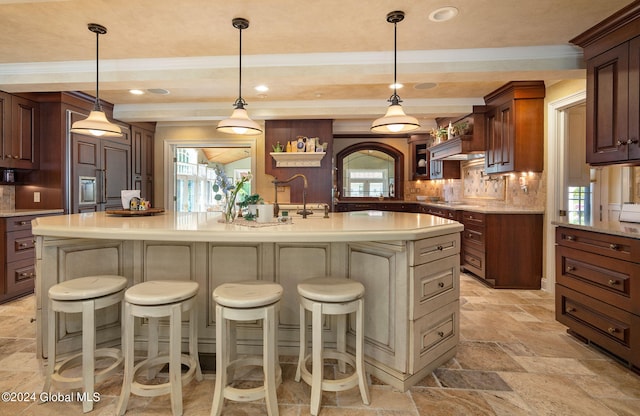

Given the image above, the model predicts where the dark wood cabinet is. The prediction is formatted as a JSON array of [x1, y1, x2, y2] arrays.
[[0, 91, 39, 169], [131, 124, 155, 202], [461, 211, 542, 289], [335, 202, 419, 213], [570, 0, 640, 165], [1, 214, 52, 304], [483, 81, 545, 174], [555, 226, 640, 370], [409, 134, 460, 180]]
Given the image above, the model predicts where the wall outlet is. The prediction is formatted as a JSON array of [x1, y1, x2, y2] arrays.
[[33, 191, 40, 203]]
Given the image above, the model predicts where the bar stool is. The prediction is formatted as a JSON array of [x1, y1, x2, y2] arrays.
[[43, 275, 127, 413], [116, 280, 202, 416], [295, 276, 370, 416], [211, 281, 283, 416]]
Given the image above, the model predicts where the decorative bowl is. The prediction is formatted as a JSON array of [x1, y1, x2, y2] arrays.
[[416, 195, 427, 201]]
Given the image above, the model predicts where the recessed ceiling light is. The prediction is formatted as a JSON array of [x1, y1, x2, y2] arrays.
[[428, 6, 459, 22], [147, 88, 170, 95], [255, 85, 269, 92], [414, 82, 437, 90], [129, 89, 145, 95], [389, 83, 403, 90]]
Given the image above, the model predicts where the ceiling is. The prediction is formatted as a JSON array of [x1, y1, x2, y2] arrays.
[[0, 0, 634, 133]]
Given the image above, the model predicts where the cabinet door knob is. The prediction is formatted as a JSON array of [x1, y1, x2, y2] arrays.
[[607, 327, 618, 334], [609, 243, 619, 250], [438, 282, 445, 288], [437, 331, 444, 338], [627, 138, 638, 145], [616, 139, 627, 146], [13, 155, 19, 159], [608, 279, 619, 286], [566, 265, 575, 272]]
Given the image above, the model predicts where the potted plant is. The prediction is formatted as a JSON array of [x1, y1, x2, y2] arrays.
[[240, 193, 264, 220]]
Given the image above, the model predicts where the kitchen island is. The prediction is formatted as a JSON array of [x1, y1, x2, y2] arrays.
[[33, 210, 463, 390]]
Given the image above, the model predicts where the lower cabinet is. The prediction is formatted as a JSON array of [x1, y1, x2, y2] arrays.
[[336, 202, 420, 212], [556, 226, 640, 370], [1, 215, 42, 304], [461, 211, 543, 289]]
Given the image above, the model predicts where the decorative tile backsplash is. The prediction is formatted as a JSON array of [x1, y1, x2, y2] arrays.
[[407, 158, 545, 210], [0, 185, 15, 210]]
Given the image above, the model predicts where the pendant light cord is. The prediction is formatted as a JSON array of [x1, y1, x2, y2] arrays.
[[234, 23, 247, 109], [388, 16, 401, 106], [94, 28, 102, 111]]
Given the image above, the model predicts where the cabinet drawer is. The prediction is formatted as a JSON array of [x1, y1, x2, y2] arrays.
[[462, 211, 485, 226], [410, 255, 459, 320], [6, 258, 35, 296], [410, 233, 460, 266], [462, 224, 485, 250], [409, 300, 459, 374], [556, 227, 639, 262], [556, 285, 638, 365], [462, 246, 486, 279], [6, 229, 35, 263], [557, 246, 639, 314], [4, 215, 35, 232]]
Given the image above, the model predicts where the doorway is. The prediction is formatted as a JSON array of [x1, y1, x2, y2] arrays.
[[163, 138, 257, 212]]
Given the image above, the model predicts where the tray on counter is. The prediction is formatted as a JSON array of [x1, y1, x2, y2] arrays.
[[105, 208, 165, 217]]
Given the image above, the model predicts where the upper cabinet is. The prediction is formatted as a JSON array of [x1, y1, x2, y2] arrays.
[[570, 2, 640, 165], [409, 134, 460, 181], [483, 81, 545, 174], [131, 123, 155, 201], [0, 91, 39, 170]]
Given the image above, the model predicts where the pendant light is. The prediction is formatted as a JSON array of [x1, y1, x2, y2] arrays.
[[217, 18, 262, 136], [70, 23, 122, 138], [371, 11, 420, 134]]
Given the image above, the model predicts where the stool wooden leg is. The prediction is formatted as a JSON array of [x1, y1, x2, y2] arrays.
[[211, 304, 226, 416], [116, 302, 134, 416], [295, 304, 306, 382], [147, 317, 159, 379], [356, 299, 370, 405], [264, 305, 279, 416], [81, 299, 96, 413], [337, 314, 346, 374], [43, 301, 55, 396], [310, 302, 323, 416], [189, 301, 203, 382], [169, 304, 182, 416]]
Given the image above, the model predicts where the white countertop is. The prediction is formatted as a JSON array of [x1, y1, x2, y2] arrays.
[[32, 210, 463, 243], [0, 209, 64, 217]]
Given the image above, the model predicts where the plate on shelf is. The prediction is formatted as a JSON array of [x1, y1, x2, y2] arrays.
[[105, 208, 165, 216]]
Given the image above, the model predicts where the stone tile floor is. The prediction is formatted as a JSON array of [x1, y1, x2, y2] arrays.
[[1, 273, 640, 415]]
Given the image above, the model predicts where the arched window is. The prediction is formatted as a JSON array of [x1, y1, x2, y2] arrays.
[[336, 142, 404, 200]]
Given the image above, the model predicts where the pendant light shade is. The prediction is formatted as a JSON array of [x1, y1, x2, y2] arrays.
[[217, 18, 262, 136], [371, 11, 420, 134], [70, 23, 122, 138]]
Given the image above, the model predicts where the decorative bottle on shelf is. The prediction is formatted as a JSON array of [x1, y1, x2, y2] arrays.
[[286, 141, 292, 152], [447, 122, 453, 140]]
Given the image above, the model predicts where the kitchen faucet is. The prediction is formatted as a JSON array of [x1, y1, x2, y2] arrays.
[[272, 174, 312, 218]]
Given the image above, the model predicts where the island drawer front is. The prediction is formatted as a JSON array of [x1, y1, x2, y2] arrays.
[[557, 246, 639, 314], [411, 233, 460, 266], [409, 300, 459, 374], [556, 227, 640, 262], [6, 229, 35, 263], [556, 284, 637, 362], [6, 258, 35, 296], [410, 255, 460, 320], [4, 215, 35, 232], [462, 211, 485, 227]]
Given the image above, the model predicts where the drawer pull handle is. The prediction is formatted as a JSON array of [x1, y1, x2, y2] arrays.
[[566, 235, 575, 241], [566, 266, 575, 272], [18, 221, 29, 226], [608, 279, 619, 286], [567, 307, 576, 312], [436, 245, 444, 251], [609, 243, 619, 250], [607, 327, 618, 334], [437, 331, 444, 338], [438, 282, 445, 288]]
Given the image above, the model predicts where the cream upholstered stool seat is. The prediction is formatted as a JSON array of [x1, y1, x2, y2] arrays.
[[295, 276, 370, 416], [43, 275, 127, 413], [211, 281, 283, 416], [116, 280, 203, 416]]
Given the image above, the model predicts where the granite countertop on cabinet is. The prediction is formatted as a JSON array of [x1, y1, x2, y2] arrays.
[[553, 218, 640, 240], [0, 209, 64, 217]]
